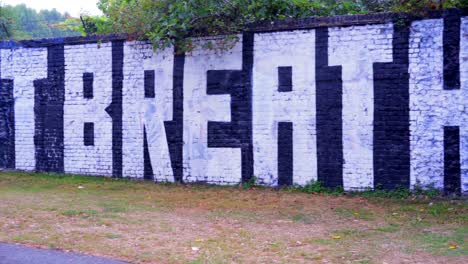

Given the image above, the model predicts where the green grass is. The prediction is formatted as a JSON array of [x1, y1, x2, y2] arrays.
[[284, 180, 344, 195], [427, 203, 451, 217], [98, 202, 129, 213], [334, 208, 375, 221], [374, 223, 400, 233], [3, 172, 451, 199], [105, 233, 124, 239], [307, 238, 335, 246], [0, 171, 466, 264], [61, 209, 98, 217], [330, 228, 372, 238], [415, 227, 468, 256], [291, 213, 317, 224], [282, 180, 445, 199]]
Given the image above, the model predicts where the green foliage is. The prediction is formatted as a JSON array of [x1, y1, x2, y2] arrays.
[[0, 6, 13, 39], [2, 1, 467, 44], [241, 176, 258, 189], [300, 180, 332, 193], [360, 186, 413, 199], [0, 4, 80, 40], [1, 0, 467, 43], [363, 0, 468, 13], [96, 0, 371, 50], [56, 15, 114, 37], [284, 180, 446, 199], [389, 0, 468, 14], [286, 180, 345, 195], [79, 15, 114, 35], [357, 184, 445, 199], [97, 0, 468, 51], [413, 183, 442, 197]]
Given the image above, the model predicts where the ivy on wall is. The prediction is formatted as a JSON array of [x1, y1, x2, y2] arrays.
[[86, 0, 468, 51]]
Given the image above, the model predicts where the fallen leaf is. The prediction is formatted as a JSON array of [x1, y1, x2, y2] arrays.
[[331, 235, 342, 239], [449, 244, 458, 249]]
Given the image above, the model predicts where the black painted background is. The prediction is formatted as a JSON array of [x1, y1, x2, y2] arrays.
[[34, 45, 65, 173], [0, 79, 14, 169]]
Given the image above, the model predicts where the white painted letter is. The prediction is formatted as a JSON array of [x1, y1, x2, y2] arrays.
[[409, 19, 467, 192], [252, 30, 317, 186], [1, 48, 48, 170], [183, 36, 243, 184], [329, 24, 393, 190], [123, 41, 174, 181], [64, 43, 113, 175]]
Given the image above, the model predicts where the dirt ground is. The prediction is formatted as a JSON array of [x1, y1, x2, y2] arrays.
[[0, 172, 466, 263]]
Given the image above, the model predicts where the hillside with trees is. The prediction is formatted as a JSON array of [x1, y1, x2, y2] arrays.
[[0, 3, 80, 40]]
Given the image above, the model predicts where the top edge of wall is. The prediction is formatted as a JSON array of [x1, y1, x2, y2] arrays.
[[1, 8, 466, 49]]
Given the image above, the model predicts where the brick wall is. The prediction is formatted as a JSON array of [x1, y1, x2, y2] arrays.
[[0, 10, 466, 193]]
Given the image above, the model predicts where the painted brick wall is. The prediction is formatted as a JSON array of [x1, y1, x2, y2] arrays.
[[0, 10, 466, 193]]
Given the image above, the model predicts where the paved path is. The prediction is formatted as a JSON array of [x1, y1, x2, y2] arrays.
[[0, 243, 128, 264]]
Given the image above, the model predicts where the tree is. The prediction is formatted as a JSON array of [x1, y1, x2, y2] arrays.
[[96, 0, 467, 51], [0, 3, 81, 40], [0, 5, 14, 38], [96, 0, 369, 50]]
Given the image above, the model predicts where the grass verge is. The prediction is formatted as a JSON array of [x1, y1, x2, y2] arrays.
[[0, 171, 466, 264]]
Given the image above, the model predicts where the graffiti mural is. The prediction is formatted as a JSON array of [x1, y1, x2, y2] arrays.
[[0, 11, 466, 193]]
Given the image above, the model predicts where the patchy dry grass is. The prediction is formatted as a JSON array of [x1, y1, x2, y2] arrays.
[[0, 172, 466, 264]]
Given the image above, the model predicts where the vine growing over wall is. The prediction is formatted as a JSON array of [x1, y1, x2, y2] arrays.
[[85, 0, 468, 51]]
